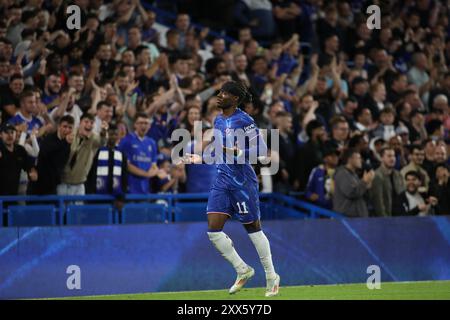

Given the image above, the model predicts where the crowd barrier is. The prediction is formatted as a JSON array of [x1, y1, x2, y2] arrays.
[[0, 216, 449, 299]]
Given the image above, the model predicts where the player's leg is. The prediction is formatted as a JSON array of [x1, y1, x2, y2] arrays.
[[233, 185, 280, 297], [243, 220, 280, 297], [206, 189, 253, 294]]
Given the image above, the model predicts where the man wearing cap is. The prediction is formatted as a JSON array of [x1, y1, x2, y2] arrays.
[[0, 123, 37, 195]]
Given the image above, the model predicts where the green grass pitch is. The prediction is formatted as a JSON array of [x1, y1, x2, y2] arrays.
[[57, 280, 450, 300]]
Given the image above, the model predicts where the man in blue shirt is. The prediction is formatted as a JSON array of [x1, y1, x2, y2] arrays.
[[183, 81, 280, 297], [118, 113, 160, 194], [8, 90, 44, 136]]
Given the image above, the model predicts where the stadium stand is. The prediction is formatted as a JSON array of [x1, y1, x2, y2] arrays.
[[0, 0, 449, 225]]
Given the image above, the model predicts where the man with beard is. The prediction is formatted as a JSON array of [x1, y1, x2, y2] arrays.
[[42, 72, 62, 109], [394, 171, 437, 216]]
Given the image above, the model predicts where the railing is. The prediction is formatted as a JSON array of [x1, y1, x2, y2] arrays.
[[0, 192, 342, 227]]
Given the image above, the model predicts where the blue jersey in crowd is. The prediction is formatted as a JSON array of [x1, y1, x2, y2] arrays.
[[8, 112, 44, 135], [118, 132, 157, 194], [305, 165, 334, 210]]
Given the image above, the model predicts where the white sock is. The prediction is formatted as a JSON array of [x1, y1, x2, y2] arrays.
[[207, 231, 248, 274], [248, 230, 277, 280]]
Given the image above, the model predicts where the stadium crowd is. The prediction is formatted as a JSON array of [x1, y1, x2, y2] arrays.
[[0, 0, 450, 218]]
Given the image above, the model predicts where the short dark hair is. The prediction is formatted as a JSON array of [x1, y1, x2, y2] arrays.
[[96, 101, 112, 111], [330, 115, 348, 129], [10, 73, 24, 83], [405, 170, 422, 182], [380, 146, 395, 157], [341, 148, 359, 165], [19, 90, 34, 103], [134, 112, 149, 122], [409, 144, 423, 154], [306, 119, 324, 138], [80, 113, 95, 121], [59, 115, 75, 125], [426, 119, 443, 135]]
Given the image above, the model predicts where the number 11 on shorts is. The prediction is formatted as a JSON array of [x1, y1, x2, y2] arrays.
[[236, 201, 249, 214]]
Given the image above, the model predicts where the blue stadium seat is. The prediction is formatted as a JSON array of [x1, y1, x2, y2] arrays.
[[173, 202, 207, 222], [66, 204, 114, 225], [121, 203, 167, 224], [7, 205, 57, 226]]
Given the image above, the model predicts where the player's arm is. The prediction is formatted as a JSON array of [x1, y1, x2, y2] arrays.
[[224, 126, 268, 161]]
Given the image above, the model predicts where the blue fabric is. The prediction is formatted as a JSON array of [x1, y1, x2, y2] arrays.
[[305, 165, 333, 210], [8, 113, 43, 135], [118, 132, 157, 194]]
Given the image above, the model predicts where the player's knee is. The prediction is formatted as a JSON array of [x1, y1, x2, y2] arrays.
[[244, 220, 262, 233]]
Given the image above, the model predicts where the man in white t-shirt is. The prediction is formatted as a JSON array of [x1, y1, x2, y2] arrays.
[[50, 87, 83, 128]]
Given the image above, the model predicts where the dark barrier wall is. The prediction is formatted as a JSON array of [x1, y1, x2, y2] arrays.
[[1, 216, 450, 299]]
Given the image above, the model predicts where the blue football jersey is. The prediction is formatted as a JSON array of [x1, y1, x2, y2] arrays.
[[8, 112, 44, 135], [118, 132, 157, 194], [207, 108, 266, 189]]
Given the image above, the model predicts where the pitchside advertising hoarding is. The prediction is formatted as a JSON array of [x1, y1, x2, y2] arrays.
[[0, 216, 449, 299]]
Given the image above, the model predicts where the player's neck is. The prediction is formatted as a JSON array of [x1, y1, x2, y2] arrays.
[[222, 106, 238, 118]]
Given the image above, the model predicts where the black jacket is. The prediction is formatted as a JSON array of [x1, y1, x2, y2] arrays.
[[392, 192, 425, 216], [32, 132, 71, 195], [0, 141, 34, 195]]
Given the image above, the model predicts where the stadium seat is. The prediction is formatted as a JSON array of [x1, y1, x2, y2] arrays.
[[66, 204, 114, 225], [7, 205, 57, 227], [121, 203, 167, 224], [173, 202, 207, 222]]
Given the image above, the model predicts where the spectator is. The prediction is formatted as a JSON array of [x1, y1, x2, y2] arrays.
[[353, 107, 374, 133], [58, 113, 106, 196], [327, 115, 349, 152], [429, 164, 450, 215], [297, 119, 327, 190], [86, 124, 128, 199], [0, 73, 24, 123], [153, 158, 186, 193], [50, 87, 83, 129], [371, 107, 398, 142], [118, 113, 162, 194], [305, 146, 339, 210], [8, 90, 46, 137], [394, 170, 438, 216], [273, 111, 296, 192], [32, 115, 74, 195], [92, 101, 113, 134], [333, 148, 375, 217], [0, 123, 37, 195], [174, 13, 190, 50], [401, 144, 430, 193], [387, 73, 408, 106], [369, 147, 405, 217]]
